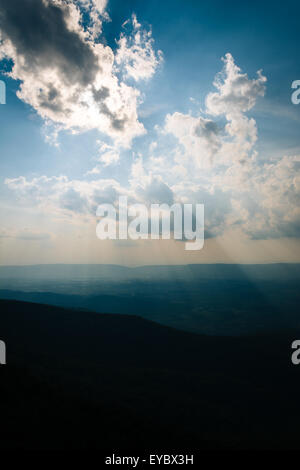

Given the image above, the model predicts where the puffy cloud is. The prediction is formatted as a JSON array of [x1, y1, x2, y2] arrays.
[[0, 0, 101, 84], [115, 14, 163, 82], [85, 141, 120, 175], [4, 174, 124, 218], [206, 53, 267, 118], [78, 0, 109, 38], [126, 156, 173, 205], [95, 140, 120, 168], [164, 113, 221, 168], [165, 54, 266, 168], [4, 51, 300, 242], [0, 1, 161, 146], [244, 156, 300, 239], [157, 55, 299, 239]]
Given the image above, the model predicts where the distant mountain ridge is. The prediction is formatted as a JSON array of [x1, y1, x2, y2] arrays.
[[0, 263, 299, 336], [0, 263, 300, 282]]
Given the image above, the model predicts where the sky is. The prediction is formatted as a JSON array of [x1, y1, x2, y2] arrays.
[[0, 0, 300, 266]]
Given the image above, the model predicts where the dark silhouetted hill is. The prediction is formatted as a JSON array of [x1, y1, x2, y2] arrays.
[[1, 299, 300, 450]]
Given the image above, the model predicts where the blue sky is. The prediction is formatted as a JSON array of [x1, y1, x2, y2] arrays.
[[0, 0, 299, 265]]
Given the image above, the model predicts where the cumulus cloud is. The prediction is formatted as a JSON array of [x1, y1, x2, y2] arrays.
[[3, 49, 300, 242], [4, 174, 124, 219], [157, 55, 299, 239], [97, 141, 120, 166], [164, 54, 266, 168], [164, 113, 221, 168], [115, 13, 163, 82], [205, 53, 267, 117], [243, 156, 300, 239], [78, 0, 109, 39], [0, 0, 161, 147]]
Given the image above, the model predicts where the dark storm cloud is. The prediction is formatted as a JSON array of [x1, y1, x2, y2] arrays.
[[0, 0, 99, 85]]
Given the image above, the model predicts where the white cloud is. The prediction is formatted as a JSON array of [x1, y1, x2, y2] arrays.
[[164, 54, 266, 168], [244, 155, 300, 239], [164, 113, 221, 168], [0, 1, 162, 147], [154, 55, 299, 239], [97, 141, 120, 166], [205, 53, 267, 117], [3, 50, 300, 242], [4, 174, 125, 220], [115, 13, 163, 82]]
